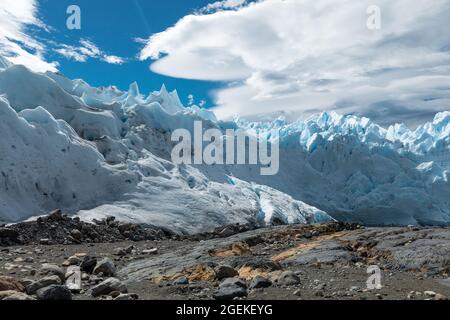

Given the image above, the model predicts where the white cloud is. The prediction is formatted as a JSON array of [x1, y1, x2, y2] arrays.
[[79, 39, 101, 57], [0, 2, 124, 71], [198, 0, 248, 13], [0, 0, 57, 72], [103, 55, 125, 65], [140, 0, 450, 126], [55, 47, 87, 63], [55, 39, 126, 65]]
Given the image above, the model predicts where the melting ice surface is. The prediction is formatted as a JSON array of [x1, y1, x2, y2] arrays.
[[0, 62, 449, 232]]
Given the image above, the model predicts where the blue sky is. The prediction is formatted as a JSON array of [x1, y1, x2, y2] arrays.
[[35, 0, 221, 107]]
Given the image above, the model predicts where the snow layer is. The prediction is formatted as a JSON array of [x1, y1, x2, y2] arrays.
[[0, 61, 448, 229], [0, 96, 136, 222], [234, 111, 450, 226], [0, 56, 11, 70], [0, 63, 332, 232]]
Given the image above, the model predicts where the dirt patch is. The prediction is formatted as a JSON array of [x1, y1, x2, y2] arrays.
[[209, 242, 251, 257], [272, 232, 349, 262]]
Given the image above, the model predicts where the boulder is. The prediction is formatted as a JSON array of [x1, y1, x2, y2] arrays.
[[214, 277, 248, 300], [90, 278, 127, 297], [36, 285, 72, 300], [80, 256, 97, 273], [114, 245, 134, 257], [114, 293, 139, 301], [62, 255, 81, 267], [0, 276, 24, 292], [70, 229, 82, 241], [249, 276, 272, 289], [65, 266, 82, 293], [0, 290, 34, 300], [173, 277, 189, 286], [142, 248, 158, 255], [93, 258, 116, 276], [26, 275, 62, 295], [39, 264, 65, 282], [215, 265, 239, 280], [278, 271, 301, 286], [48, 209, 63, 221]]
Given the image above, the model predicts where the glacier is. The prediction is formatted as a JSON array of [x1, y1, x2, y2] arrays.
[[0, 61, 449, 232], [233, 112, 450, 226]]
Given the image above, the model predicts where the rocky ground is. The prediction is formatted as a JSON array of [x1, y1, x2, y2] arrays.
[[1, 212, 449, 301]]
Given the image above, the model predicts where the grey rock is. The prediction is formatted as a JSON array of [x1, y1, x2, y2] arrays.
[[62, 255, 81, 267], [93, 258, 116, 276], [90, 278, 127, 297], [70, 229, 82, 241], [19, 279, 34, 287], [114, 293, 139, 301], [0, 276, 25, 292], [39, 239, 51, 245], [173, 277, 189, 285], [249, 276, 272, 289], [65, 266, 82, 293], [142, 248, 158, 255], [0, 292, 36, 301], [215, 265, 239, 280], [341, 228, 450, 272], [314, 290, 324, 297], [439, 279, 450, 287], [24, 257, 34, 263], [80, 256, 97, 273], [278, 271, 301, 286], [48, 209, 63, 221], [118, 223, 133, 233], [214, 286, 248, 301], [39, 264, 65, 282], [424, 291, 436, 297], [26, 275, 62, 295], [36, 285, 72, 300], [114, 245, 134, 256], [220, 277, 247, 289], [88, 275, 103, 285], [435, 293, 448, 300], [283, 241, 357, 266], [214, 277, 248, 300]]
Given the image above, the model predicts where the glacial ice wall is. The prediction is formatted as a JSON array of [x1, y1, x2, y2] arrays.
[[234, 111, 450, 226], [0, 61, 449, 229], [0, 64, 331, 232]]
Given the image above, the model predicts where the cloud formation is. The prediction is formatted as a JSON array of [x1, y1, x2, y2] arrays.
[[140, 0, 450, 126], [0, 0, 58, 72], [1, 1, 125, 72], [197, 0, 248, 13], [55, 39, 126, 65]]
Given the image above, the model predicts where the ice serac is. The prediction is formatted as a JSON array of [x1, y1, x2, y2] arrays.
[[0, 65, 332, 231], [0, 97, 137, 222], [0, 63, 449, 230], [0, 56, 12, 70], [0, 66, 125, 142], [234, 111, 450, 226]]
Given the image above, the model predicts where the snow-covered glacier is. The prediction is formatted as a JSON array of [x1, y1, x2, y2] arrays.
[[0, 61, 449, 231], [0, 63, 331, 233], [233, 112, 450, 226]]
